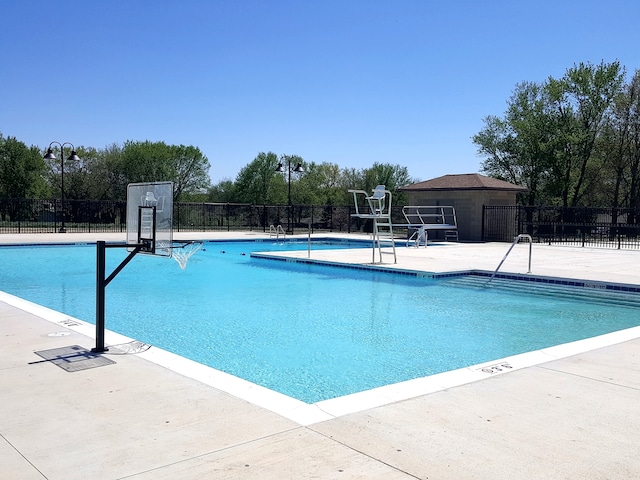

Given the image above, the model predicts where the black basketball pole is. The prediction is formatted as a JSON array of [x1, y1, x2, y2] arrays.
[[93, 240, 144, 353], [94, 241, 107, 353]]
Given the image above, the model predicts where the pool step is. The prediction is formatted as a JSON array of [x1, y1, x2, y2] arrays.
[[440, 275, 640, 309]]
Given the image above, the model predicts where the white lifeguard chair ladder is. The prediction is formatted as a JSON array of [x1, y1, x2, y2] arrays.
[[349, 185, 397, 264]]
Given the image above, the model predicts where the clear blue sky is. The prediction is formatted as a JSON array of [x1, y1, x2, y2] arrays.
[[2, 0, 638, 185]]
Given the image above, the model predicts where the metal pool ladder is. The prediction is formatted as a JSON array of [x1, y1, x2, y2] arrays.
[[487, 234, 533, 284]]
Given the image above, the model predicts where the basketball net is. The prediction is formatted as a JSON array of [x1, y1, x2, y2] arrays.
[[159, 241, 203, 270]]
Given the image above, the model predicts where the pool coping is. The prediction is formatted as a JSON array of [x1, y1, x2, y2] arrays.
[[4, 243, 640, 426]]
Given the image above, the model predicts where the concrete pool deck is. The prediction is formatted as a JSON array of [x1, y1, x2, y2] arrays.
[[2, 232, 640, 479]]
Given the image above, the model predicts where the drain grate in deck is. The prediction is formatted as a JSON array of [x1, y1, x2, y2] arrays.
[[33, 345, 116, 372]]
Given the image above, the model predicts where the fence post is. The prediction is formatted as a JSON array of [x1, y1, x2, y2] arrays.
[[311, 206, 314, 234], [330, 206, 333, 232], [263, 205, 267, 233]]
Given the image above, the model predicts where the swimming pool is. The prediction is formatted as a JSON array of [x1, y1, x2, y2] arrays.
[[2, 239, 640, 404]]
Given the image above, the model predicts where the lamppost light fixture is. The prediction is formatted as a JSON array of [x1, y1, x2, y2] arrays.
[[43, 141, 79, 233], [43, 147, 80, 161], [274, 161, 304, 174], [275, 156, 304, 234]]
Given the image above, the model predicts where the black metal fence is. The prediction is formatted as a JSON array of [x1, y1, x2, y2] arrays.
[[5, 198, 640, 249], [483, 205, 640, 249], [0, 198, 128, 234], [0, 198, 409, 235], [173, 202, 358, 233]]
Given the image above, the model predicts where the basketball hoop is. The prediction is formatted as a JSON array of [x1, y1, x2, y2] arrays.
[[163, 241, 203, 270]]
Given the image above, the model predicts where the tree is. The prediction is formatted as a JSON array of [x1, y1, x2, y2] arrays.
[[626, 71, 640, 211], [475, 82, 557, 205], [337, 167, 365, 204], [362, 162, 414, 204], [168, 144, 211, 199], [0, 134, 48, 198], [234, 152, 282, 204], [474, 61, 626, 207], [119, 140, 211, 201], [548, 61, 625, 206], [296, 162, 344, 205], [206, 179, 237, 202], [605, 70, 640, 212], [98, 143, 128, 200], [45, 145, 105, 201]]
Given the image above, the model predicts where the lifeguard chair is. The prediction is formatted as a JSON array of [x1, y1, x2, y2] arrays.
[[349, 185, 397, 264]]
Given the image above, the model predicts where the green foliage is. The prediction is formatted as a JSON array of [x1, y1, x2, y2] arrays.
[[364, 162, 414, 204], [474, 61, 633, 207], [171, 144, 212, 200], [44, 145, 119, 201], [206, 179, 237, 203], [476, 83, 558, 205], [119, 140, 211, 201], [600, 69, 640, 210], [0, 134, 48, 198], [209, 154, 415, 207], [233, 152, 281, 204], [335, 162, 414, 205], [297, 162, 343, 205]]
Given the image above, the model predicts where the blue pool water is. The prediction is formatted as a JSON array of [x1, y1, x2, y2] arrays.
[[2, 240, 640, 403]]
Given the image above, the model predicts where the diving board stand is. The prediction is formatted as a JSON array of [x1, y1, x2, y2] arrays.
[[349, 185, 397, 264], [401, 205, 458, 247]]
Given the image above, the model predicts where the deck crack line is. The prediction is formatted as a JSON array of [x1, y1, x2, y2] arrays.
[[0, 432, 49, 479], [115, 426, 303, 479], [538, 365, 640, 391], [309, 428, 422, 479]]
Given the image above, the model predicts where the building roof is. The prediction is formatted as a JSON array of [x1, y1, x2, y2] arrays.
[[400, 173, 528, 192]]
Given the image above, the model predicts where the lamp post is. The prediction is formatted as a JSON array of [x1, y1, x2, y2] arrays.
[[275, 156, 304, 234], [43, 142, 80, 233]]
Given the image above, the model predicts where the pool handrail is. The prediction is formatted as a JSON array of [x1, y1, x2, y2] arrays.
[[487, 234, 533, 284]]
